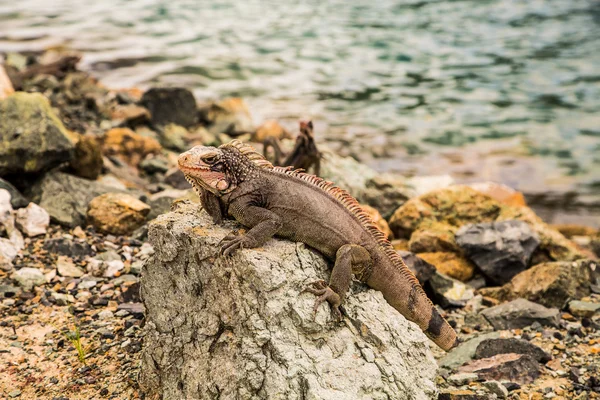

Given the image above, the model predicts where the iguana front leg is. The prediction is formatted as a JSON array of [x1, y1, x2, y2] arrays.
[[305, 244, 372, 319], [199, 188, 224, 224], [221, 200, 282, 256]]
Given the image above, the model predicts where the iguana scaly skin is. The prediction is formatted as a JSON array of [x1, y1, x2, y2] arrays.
[[178, 140, 457, 351]]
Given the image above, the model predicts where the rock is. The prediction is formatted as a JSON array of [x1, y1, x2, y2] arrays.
[[159, 124, 188, 151], [474, 338, 551, 363], [481, 299, 559, 330], [439, 332, 502, 370], [0, 178, 28, 208], [103, 128, 162, 166], [405, 175, 455, 197], [0, 64, 14, 100], [409, 222, 459, 253], [12, 267, 46, 290], [87, 193, 150, 235], [15, 203, 49, 237], [43, 237, 93, 257], [360, 204, 392, 239], [140, 202, 438, 400], [109, 103, 150, 125], [592, 233, 600, 258], [467, 182, 527, 207], [447, 372, 480, 386], [139, 156, 169, 174], [417, 252, 475, 282], [397, 251, 436, 285], [199, 97, 253, 135], [389, 186, 583, 262], [428, 271, 475, 308], [319, 149, 377, 199], [163, 168, 189, 190], [146, 189, 189, 221], [568, 300, 600, 318], [0, 238, 18, 270], [438, 390, 486, 400], [69, 134, 103, 180], [456, 220, 540, 285], [103, 260, 125, 277], [482, 380, 508, 399], [360, 175, 414, 219], [458, 353, 540, 384], [0, 92, 75, 176], [252, 120, 292, 143], [117, 302, 145, 318], [480, 259, 599, 308], [51, 292, 74, 305], [551, 224, 597, 239], [56, 256, 84, 278], [98, 309, 114, 320], [141, 87, 197, 128], [30, 171, 129, 228]]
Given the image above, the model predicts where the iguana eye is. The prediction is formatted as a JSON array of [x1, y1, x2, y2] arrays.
[[202, 154, 217, 164]]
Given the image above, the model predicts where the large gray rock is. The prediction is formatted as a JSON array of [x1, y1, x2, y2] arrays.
[[481, 299, 559, 330], [0, 92, 75, 176], [140, 87, 197, 128], [29, 171, 131, 228], [140, 202, 438, 400], [456, 220, 540, 285]]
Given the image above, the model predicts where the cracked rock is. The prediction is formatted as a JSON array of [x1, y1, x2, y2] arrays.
[[140, 202, 438, 400]]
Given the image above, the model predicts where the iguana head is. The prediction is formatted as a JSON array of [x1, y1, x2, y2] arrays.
[[178, 141, 270, 196]]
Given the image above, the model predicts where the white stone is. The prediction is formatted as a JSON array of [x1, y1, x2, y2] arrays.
[[16, 203, 50, 237], [98, 309, 114, 320], [12, 267, 46, 290], [56, 256, 84, 278], [103, 260, 125, 277]]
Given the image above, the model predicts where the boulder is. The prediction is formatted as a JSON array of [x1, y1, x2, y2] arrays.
[[480, 299, 559, 330], [479, 259, 599, 308], [409, 222, 459, 253], [141, 87, 197, 128], [29, 171, 129, 228], [252, 120, 292, 143], [428, 272, 475, 308], [0, 178, 28, 209], [360, 175, 414, 219], [568, 300, 600, 318], [467, 182, 526, 207], [15, 202, 49, 237], [456, 220, 540, 285], [87, 193, 150, 235], [388, 186, 583, 262], [140, 202, 439, 400], [102, 128, 162, 167], [458, 353, 540, 385], [199, 97, 253, 135], [474, 338, 551, 363], [12, 267, 46, 291], [417, 252, 475, 282], [146, 189, 189, 221], [158, 124, 188, 151], [439, 332, 502, 370], [69, 134, 103, 180], [319, 149, 377, 199], [360, 204, 392, 239], [0, 92, 75, 176]]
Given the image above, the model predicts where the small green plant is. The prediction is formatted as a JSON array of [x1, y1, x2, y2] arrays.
[[65, 324, 87, 365]]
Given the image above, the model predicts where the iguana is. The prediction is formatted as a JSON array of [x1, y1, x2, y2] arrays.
[[178, 140, 457, 351], [263, 120, 321, 175]]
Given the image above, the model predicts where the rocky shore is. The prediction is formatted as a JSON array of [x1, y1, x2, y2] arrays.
[[1, 52, 599, 399]]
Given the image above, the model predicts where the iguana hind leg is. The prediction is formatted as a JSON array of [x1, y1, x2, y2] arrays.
[[305, 244, 372, 319]]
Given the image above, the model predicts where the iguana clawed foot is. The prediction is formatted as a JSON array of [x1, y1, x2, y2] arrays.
[[303, 280, 342, 320], [220, 233, 258, 256]]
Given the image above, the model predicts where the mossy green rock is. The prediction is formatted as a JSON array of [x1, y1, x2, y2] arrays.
[[0, 92, 74, 176]]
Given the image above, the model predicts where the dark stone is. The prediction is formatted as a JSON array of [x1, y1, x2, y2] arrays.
[[481, 298, 559, 330], [44, 237, 93, 257], [458, 353, 540, 384], [140, 87, 197, 128], [427, 271, 474, 308], [474, 337, 551, 363], [121, 282, 141, 303], [456, 220, 540, 285], [117, 302, 145, 319], [0, 178, 28, 208], [163, 168, 190, 190], [397, 251, 436, 285]]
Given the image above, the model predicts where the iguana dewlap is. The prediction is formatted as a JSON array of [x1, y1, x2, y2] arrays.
[[178, 140, 457, 351]]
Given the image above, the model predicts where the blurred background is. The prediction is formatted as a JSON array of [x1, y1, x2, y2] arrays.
[[1, 0, 599, 226]]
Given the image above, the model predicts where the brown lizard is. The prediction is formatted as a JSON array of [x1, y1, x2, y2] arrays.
[[178, 140, 457, 351], [263, 120, 321, 175]]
